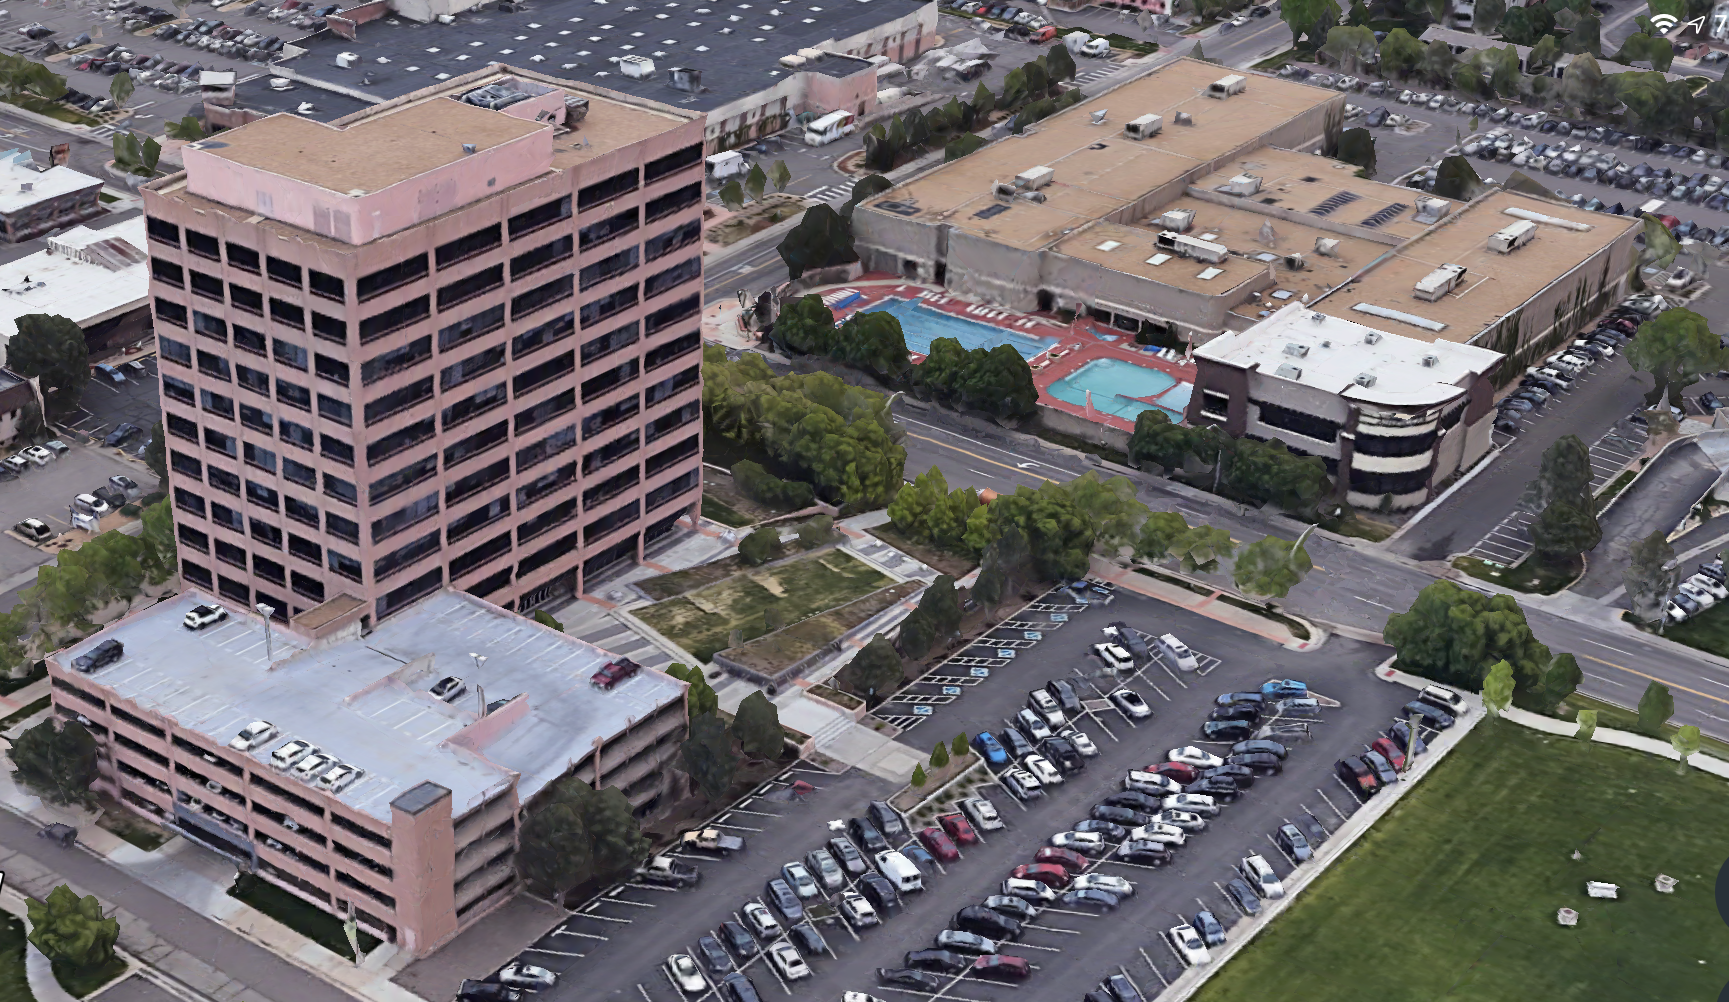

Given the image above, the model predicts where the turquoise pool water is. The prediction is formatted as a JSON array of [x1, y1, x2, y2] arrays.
[[862, 298, 1060, 359], [1047, 358, 1187, 421]]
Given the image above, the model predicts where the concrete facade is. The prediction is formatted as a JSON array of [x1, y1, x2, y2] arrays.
[[146, 67, 706, 622], [48, 588, 689, 957]]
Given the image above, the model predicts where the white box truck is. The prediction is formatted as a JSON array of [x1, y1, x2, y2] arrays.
[[804, 110, 856, 147]]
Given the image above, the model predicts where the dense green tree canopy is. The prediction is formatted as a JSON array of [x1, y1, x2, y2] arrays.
[[777, 204, 857, 280], [1233, 534, 1315, 599], [681, 712, 739, 799], [1624, 530, 1679, 625], [7, 314, 88, 418], [1384, 580, 1551, 695], [28, 885, 118, 972], [838, 635, 906, 701], [8, 719, 99, 807], [1625, 308, 1726, 408], [732, 691, 785, 760]]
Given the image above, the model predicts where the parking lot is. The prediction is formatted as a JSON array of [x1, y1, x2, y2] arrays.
[[70, 354, 162, 453], [0, 439, 150, 586], [472, 585, 1435, 1002]]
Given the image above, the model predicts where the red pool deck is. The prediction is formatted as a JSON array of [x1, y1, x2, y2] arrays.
[[818, 277, 1196, 433]]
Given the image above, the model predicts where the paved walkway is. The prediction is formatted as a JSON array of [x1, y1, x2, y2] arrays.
[[1087, 557, 1323, 651]]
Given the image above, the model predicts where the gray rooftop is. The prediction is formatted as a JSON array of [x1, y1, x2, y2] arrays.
[[62, 588, 684, 823], [274, 0, 912, 113]]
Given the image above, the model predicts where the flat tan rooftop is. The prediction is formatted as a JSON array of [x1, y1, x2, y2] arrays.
[[1332, 190, 1639, 344], [1190, 148, 1440, 243], [864, 58, 1342, 251], [200, 98, 546, 194]]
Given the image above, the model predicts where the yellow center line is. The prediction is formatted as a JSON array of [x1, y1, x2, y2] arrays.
[[1580, 654, 1729, 708], [907, 433, 1057, 482]]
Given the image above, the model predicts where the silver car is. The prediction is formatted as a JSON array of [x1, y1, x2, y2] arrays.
[[780, 861, 821, 899], [804, 848, 845, 892]]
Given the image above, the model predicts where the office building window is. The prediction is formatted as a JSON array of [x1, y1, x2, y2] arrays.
[[578, 206, 638, 251], [440, 345, 506, 392], [438, 303, 506, 353], [511, 194, 574, 236], [375, 531, 440, 579], [577, 172, 636, 213], [358, 256, 429, 301], [517, 388, 577, 436], [437, 264, 504, 312], [372, 492, 440, 543], [643, 256, 700, 300], [284, 459, 317, 491], [578, 247, 638, 291], [510, 235, 574, 279], [369, 454, 438, 505], [443, 420, 508, 469], [513, 311, 577, 361], [441, 383, 507, 430], [368, 417, 437, 466], [327, 512, 360, 543], [448, 496, 510, 543], [359, 295, 430, 343], [644, 219, 701, 262], [578, 283, 636, 329], [362, 336, 432, 385], [436, 224, 501, 269]]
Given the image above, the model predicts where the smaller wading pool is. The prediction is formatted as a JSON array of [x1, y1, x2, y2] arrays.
[[1046, 358, 1191, 421]]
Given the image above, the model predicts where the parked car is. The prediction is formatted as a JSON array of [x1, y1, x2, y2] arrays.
[[693, 937, 733, 977], [981, 894, 1036, 922], [1034, 846, 1090, 872], [955, 905, 1022, 939], [904, 949, 969, 974], [1223, 877, 1261, 916], [917, 826, 960, 862], [1275, 823, 1313, 862], [828, 836, 869, 875], [849, 817, 889, 852], [1193, 909, 1226, 946], [960, 797, 1004, 832], [11, 518, 52, 543], [971, 955, 1031, 981], [1168, 924, 1211, 966], [1167, 745, 1224, 768], [497, 963, 557, 990], [1009, 862, 1072, 889], [972, 731, 1008, 766], [741, 902, 782, 940], [1072, 873, 1133, 897], [1335, 756, 1379, 796], [1109, 688, 1153, 719], [868, 800, 906, 839]]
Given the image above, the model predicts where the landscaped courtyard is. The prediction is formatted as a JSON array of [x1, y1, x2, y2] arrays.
[[636, 550, 897, 661], [1190, 723, 1729, 1002]]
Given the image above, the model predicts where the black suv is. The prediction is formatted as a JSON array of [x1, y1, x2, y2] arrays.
[[72, 639, 124, 673], [867, 800, 906, 839], [954, 905, 1020, 939], [1045, 678, 1083, 716], [848, 816, 888, 852]]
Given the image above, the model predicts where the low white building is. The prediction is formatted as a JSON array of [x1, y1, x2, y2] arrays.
[[0, 148, 106, 243], [1186, 304, 1505, 510], [0, 216, 149, 367]]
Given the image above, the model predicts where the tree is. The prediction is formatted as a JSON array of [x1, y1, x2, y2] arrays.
[[1527, 34, 1563, 76], [532, 610, 564, 632], [1336, 127, 1376, 176], [888, 466, 949, 541], [1575, 707, 1598, 742], [1625, 530, 1680, 626], [833, 309, 912, 379], [744, 162, 769, 203], [6, 314, 88, 418], [1431, 155, 1486, 202], [1671, 724, 1701, 773], [1062, 471, 1148, 554], [8, 718, 98, 807], [164, 115, 206, 141], [665, 663, 719, 717], [1530, 653, 1582, 714], [1635, 680, 1674, 736], [109, 71, 135, 110], [1135, 510, 1192, 562], [1378, 28, 1425, 77], [1529, 499, 1600, 567], [1127, 410, 1225, 472], [910, 764, 927, 788], [973, 523, 1032, 609], [1233, 533, 1314, 600], [732, 691, 785, 760], [776, 204, 857, 281], [917, 574, 964, 639], [798, 514, 834, 548], [1559, 52, 1606, 114], [837, 635, 905, 703], [1280, 0, 1341, 50], [1224, 437, 1332, 514], [1624, 308, 1726, 409], [772, 294, 833, 356], [896, 606, 938, 660], [951, 732, 968, 760], [27, 885, 118, 974], [1418, 38, 1457, 86], [1482, 659, 1515, 717], [12, 397, 44, 444], [733, 461, 815, 510], [111, 131, 162, 179], [1383, 580, 1551, 695], [518, 778, 647, 900], [737, 526, 780, 566], [1320, 25, 1378, 76], [1170, 525, 1236, 574], [681, 712, 739, 799], [1474, 0, 1505, 33], [1613, 29, 1674, 72], [930, 739, 950, 769], [971, 80, 996, 121], [143, 420, 166, 483], [1532, 435, 1593, 512], [1046, 42, 1076, 83], [985, 484, 1095, 581], [1559, 7, 1601, 55], [999, 66, 1029, 110], [717, 179, 746, 211]]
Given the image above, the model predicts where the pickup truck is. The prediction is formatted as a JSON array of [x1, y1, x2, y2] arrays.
[[635, 854, 701, 887], [679, 828, 747, 854]]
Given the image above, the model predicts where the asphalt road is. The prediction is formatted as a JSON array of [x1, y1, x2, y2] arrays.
[[892, 407, 1729, 743]]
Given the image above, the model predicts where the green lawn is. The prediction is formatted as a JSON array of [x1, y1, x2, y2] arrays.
[[227, 874, 380, 960], [1191, 723, 1729, 1002], [0, 913, 28, 1002], [701, 494, 754, 528], [636, 550, 894, 661], [1554, 692, 1729, 762], [1454, 554, 1583, 595], [1643, 601, 1729, 662]]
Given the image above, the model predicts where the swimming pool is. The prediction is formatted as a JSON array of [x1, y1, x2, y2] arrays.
[[1046, 358, 1188, 422], [863, 298, 1060, 359]]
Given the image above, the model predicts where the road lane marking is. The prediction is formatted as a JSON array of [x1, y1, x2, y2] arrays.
[[1579, 654, 1729, 707], [906, 432, 1057, 483]]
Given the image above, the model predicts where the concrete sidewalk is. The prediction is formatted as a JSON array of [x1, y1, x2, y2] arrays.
[[1088, 558, 1324, 651]]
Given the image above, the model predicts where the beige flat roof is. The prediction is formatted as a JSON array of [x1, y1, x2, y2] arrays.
[[1190, 148, 1441, 243], [865, 58, 1342, 251], [1332, 190, 1638, 343], [200, 98, 546, 194]]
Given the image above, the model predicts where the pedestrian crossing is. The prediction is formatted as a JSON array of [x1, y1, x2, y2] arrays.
[[803, 183, 851, 202], [1075, 67, 1119, 85]]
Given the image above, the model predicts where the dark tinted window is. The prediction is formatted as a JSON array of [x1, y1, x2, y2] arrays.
[[367, 417, 436, 465], [362, 335, 433, 385], [645, 182, 701, 222], [579, 284, 638, 329], [359, 295, 430, 342], [444, 421, 508, 469], [579, 246, 638, 291], [356, 254, 428, 301], [365, 377, 434, 424], [510, 235, 574, 279], [644, 255, 700, 300], [577, 171, 637, 212], [438, 303, 505, 352], [645, 293, 699, 334], [645, 219, 701, 261], [645, 331, 700, 371], [226, 242, 260, 272], [267, 256, 302, 286], [512, 311, 577, 360], [580, 320, 639, 366], [644, 143, 702, 183], [513, 274, 574, 320], [437, 264, 504, 311], [308, 269, 345, 301], [369, 454, 439, 505], [185, 229, 220, 259], [436, 224, 502, 268], [578, 206, 638, 251], [155, 297, 188, 327], [515, 389, 576, 436]]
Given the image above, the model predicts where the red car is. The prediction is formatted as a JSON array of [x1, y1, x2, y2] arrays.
[[1033, 846, 1089, 873], [972, 955, 1030, 981], [917, 826, 960, 862], [937, 812, 978, 845], [1335, 756, 1379, 796], [1369, 736, 1406, 771], [1151, 761, 1198, 784], [1010, 863, 1072, 889], [591, 658, 641, 689]]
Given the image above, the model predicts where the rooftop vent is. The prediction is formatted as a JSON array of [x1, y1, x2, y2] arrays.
[[1015, 166, 1055, 190], [1285, 252, 1306, 270], [619, 54, 657, 79], [1090, 109, 1109, 125], [1174, 111, 1193, 126], [1314, 237, 1340, 256], [1017, 191, 1047, 203], [1283, 342, 1309, 357], [779, 53, 808, 68], [1488, 219, 1537, 254], [993, 181, 1018, 201], [669, 67, 702, 93], [1159, 208, 1194, 233], [1274, 362, 1303, 379], [18, 182, 30, 193], [1414, 196, 1451, 224], [461, 82, 531, 111], [1364, 331, 1382, 344], [1413, 263, 1467, 302], [1224, 174, 1261, 196], [461, 143, 477, 155], [335, 51, 358, 68], [565, 96, 590, 123], [1124, 113, 1162, 140], [1354, 373, 1377, 387], [268, 77, 293, 90], [1422, 353, 1439, 367], [1207, 74, 1246, 99]]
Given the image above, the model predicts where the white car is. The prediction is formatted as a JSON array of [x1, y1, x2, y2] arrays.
[[1336, 75, 1359, 90], [1015, 708, 1054, 742], [1004, 766, 1041, 791], [291, 751, 335, 782], [1162, 793, 1219, 817], [1678, 581, 1717, 609], [228, 720, 277, 751], [1167, 746, 1224, 769], [1027, 689, 1066, 728], [270, 739, 315, 770], [22, 446, 52, 466], [1128, 822, 1186, 846], [742, 901, 782, 939], [936, 929, 999, 954], [1689, 574, 1728, 600], [767, 942, 810, 981], [1000, 877, 1057, 903], [183, 603, 228, 630], [1050, 830, 1106, 854], [73, 493, 113, 518], [2, 454, 28, 472], [1060, 728, 1099, 757], [1240, 853, 1285, 899], [1072, 873, 1133, 897], [1169, 923, 1211, 966], [1125, 771, 1182, 797], [1109, 688, 1152, 719], [1022, 754, 1062, 785], [1153, 809, 1205, 832], [317, 763, 364, 793], [961, 796, 1005, 831], [664, 954, 708, 993], [498, 962, 558, 989], [839, 890, 879, 927], [1092, 642, 1135, 673]]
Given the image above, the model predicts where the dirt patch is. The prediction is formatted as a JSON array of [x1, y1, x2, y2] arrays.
[[704, 192, 812, 247], [865, 523, 979, 579]]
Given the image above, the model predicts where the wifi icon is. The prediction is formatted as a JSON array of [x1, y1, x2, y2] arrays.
[[1650, 12, 1679, 30]]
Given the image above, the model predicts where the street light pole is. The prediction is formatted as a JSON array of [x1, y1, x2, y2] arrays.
[[256, 603, 275, 661]]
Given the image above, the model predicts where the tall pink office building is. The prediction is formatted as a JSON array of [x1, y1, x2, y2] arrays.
[[144, 67, 705, 621]]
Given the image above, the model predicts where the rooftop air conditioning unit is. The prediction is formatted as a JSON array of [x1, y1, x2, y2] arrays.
[[1422, 353, 1439, 367], [1207, 74, 1246, 99], [1017, 190, 1047, 203], [779, 54, 808, 68], [1174, 111, 1194, 126], [565, 96, 590, 122], [1413, 263, 1466, 302], [1285, 252, 1306, 270], [1274, 363, 1303, 379], [1488, 219, 1537, 254], [1414, 196, 1451, 224], [335, 51, 358, 68], [1224, 173, 1261, 196], [993, 181, 1018, 201], [1173, 233, 1228, 264], [1015, 166, 1055, 190], [619, 55, 656, 79], [1124, 113, 1162, 140], [1354, 373, 1377, 387], [798, 47, 824, 59], [1283, 342, 1310, 357], [1160, 209, 1194, 233], [1314, 237, 1341, 257]]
